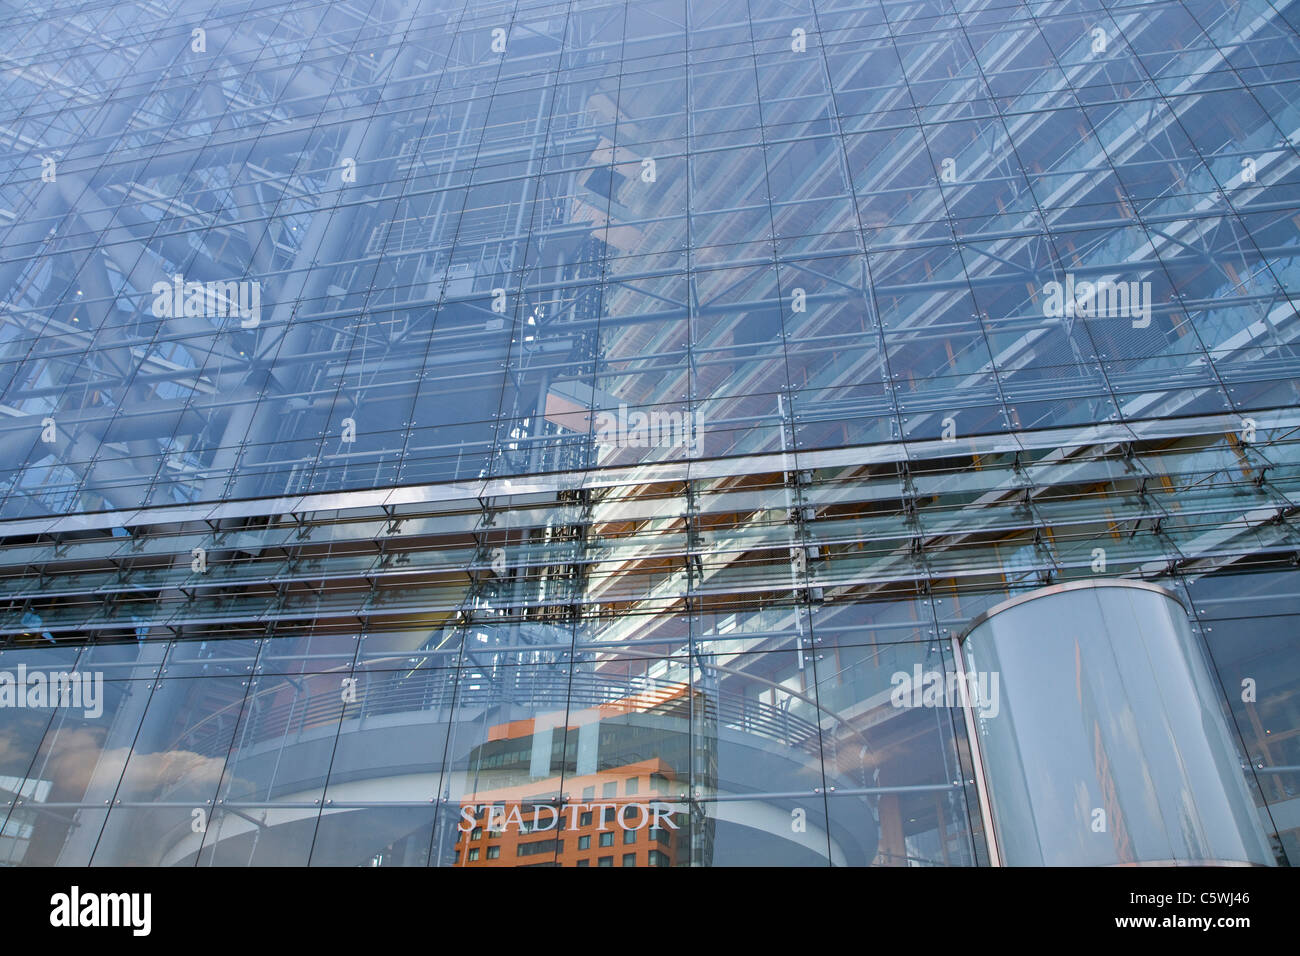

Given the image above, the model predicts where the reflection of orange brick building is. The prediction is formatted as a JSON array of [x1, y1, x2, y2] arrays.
[[453, 686, 693, 867], [452, 758, 683, 867]]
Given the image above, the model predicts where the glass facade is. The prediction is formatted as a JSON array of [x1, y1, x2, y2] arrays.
[[959, 581, 1274, 866], [0, 0, 1296, 865]]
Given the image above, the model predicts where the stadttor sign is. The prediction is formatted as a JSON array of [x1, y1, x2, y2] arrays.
[[458, 801, 681, 833]]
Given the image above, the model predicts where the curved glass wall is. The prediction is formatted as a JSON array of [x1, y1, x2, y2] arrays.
[[958, 580, 1274, 866]]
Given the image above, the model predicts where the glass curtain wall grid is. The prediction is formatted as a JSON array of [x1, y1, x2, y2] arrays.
[[0, 430, 1296, 865], [0, 0, 1297, 866], [0, 0, 1298, 515]]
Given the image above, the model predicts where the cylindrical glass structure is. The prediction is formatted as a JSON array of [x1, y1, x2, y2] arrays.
[[957, 580, 1273, 866]]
